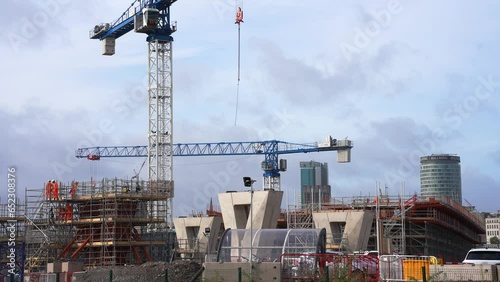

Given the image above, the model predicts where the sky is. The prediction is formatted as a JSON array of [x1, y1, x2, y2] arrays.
[[1, 0, 500, 216]]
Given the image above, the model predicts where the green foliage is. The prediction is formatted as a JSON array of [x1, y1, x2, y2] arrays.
[[490, 236, 500, 245], [321, 263, 370, 282]]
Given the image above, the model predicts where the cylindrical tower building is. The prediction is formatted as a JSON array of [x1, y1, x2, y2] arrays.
[[420, 154, 462, 204]]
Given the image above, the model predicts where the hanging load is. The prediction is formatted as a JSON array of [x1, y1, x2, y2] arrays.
[[235, 7, 244, 24], [87, 154, 101, 161]]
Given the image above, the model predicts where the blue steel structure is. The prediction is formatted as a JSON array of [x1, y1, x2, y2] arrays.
[[76, 138, 353, 191], [90, 0, 176, 42]]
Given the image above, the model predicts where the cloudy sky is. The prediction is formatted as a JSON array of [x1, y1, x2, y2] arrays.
[[1, 0, 499, 215]]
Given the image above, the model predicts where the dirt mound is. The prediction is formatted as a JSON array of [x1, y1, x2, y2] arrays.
[[73, 261, 203, 282]]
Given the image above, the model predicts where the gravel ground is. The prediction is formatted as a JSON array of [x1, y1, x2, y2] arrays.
[[73, 261, 203, 282]]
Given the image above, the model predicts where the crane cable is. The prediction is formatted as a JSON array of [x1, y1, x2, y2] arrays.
[[234, 3, 244, 126], [89, 160, 98, 180]]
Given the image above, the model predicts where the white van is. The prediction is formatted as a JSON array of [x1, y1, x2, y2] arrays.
[[463, 248, 500, 265]]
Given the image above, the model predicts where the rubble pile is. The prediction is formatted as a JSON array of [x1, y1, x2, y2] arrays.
[[73, 261, 203, 282]]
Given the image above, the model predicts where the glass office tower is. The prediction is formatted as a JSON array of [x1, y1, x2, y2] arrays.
[[420, 154, 462, 204]]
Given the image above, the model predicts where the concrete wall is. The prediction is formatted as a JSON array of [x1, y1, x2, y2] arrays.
[[218, 190, 283, 230], [204, 262, 281, 282], [173, 216, 222, 255], [61, 262, 83, 272], [313, 210, 374, 251], [47, 262, 62, 273], [429, 264, 498, 281]]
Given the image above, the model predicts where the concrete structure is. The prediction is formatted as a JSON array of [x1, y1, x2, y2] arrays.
[[173, 216, 222, 259], [312, 210, 374, 252], [61, 261, 84, 272], [204, 262, 281, 281], [47, 262, 62, 273], [310, 194, 484, 261], [429, 264, 499, 281], [300, 161, 331, 207], [218, 190, 283, 230], [420, 154, 462, 204]]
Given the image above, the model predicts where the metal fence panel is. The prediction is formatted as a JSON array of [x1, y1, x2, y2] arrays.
[[281, 253, 379, 281]]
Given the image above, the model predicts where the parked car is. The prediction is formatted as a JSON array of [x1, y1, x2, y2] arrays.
[[463, 248, 500, 265]]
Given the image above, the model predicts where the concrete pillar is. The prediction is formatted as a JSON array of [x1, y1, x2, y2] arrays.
[[173, 216, 222, 257], [218, 190, 283, 230], [218, 190, 283, 261], [313, 210, 374, 251]]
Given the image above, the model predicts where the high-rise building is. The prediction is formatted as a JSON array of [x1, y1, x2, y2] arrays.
[[300, 161, 331, 207], [420, 154, 462, 204]]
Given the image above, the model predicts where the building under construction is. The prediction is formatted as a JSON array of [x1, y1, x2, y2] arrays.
[[24, 179, 174, 273], [20, 179, 486, 278], [287, 194, 484, 262]]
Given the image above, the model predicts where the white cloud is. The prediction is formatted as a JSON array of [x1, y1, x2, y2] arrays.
[[1, 0, 500, 214]]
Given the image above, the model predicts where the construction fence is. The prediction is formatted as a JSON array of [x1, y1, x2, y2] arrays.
[[281, 253, 379, 282], [379, 255, 500, 281], [21, 256, 500, 282], [281, 254, 500, 282]]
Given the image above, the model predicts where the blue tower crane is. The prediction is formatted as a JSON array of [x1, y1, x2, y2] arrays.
[[76, 136, 353, 191], [90, 0, 177, 231]]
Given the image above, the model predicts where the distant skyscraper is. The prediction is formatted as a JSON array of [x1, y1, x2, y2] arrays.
[[420, 154, 462, 204], [300, 161, 331, 207]]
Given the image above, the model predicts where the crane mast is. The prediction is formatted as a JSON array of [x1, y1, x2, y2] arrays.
[[90, 0, 177, 233], [147, 38, 174, 230]]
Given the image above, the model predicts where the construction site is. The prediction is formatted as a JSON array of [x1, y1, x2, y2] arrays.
[[0, 181, 488, 281], [23, 179, 173, 271], [0, 0, 493, 282]]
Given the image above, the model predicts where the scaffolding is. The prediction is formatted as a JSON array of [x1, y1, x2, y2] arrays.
[[25, 178, 173, 271], [285, 194, 484, 261], [286, 204, 314, 229], [402, 197, 484, 262], [286, 203, 350, 252]]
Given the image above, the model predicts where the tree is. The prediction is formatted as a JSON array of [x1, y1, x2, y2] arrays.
[[490, 236, 500, 245]]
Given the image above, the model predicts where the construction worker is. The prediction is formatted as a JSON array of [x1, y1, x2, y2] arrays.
[[235, 7, 244, 24], [57, 205, 65, 220], [70, 181, 78, 199], [52, 180, 59, 200], [65, 204, 72, 221], [45, 180, 53, 200]]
